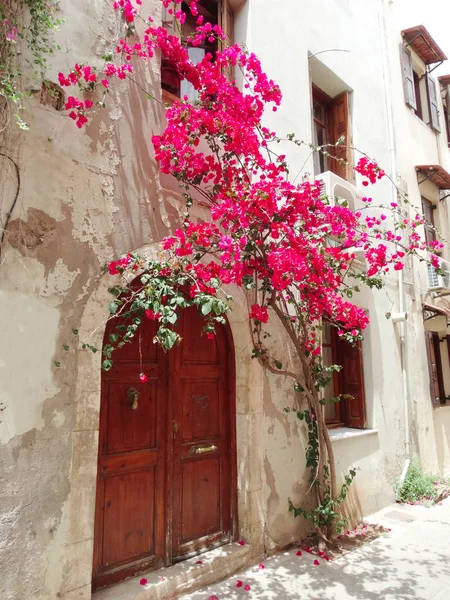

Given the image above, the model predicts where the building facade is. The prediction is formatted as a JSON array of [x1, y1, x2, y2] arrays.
[[0, 0, 449, 599]]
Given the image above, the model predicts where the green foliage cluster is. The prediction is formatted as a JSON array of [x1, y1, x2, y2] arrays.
[[396, 461, 441, 504], [100, 255, 230, 370], [0, 0, 63, 129]]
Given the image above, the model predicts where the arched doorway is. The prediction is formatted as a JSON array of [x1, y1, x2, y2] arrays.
[[92, 303, 236, 590]]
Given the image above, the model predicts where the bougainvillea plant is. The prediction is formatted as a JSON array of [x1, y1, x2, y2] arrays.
[[59, 0, 444, 540]]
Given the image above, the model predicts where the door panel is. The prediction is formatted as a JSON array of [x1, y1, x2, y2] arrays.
[[181, 379, 220, 442], [93, 302, 235, 590], [171, 307, 232, 559], [93, 320, 167, 591], [102, 467, 156, 566], [181, 456, 221, 543], [105, 379, 157, 452]]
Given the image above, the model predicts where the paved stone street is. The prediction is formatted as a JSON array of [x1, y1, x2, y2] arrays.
[[181, 499, 450, 600]]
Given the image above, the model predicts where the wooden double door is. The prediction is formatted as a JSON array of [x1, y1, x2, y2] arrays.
[[92, 307, 236, 590]]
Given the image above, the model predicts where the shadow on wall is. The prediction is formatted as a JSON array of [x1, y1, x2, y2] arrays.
[[333, 433, 384, 522], [433, 406, 450, 475], [112, 58, 182, 254]]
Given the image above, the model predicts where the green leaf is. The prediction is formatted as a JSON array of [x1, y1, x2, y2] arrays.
[[201, 299, 213, 315], [102, 359, 113, 371], [109, 301, 119, 315]]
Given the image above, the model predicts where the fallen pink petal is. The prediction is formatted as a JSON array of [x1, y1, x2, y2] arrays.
[[244, 584, 251, 591], [314, 559, 320, 565], [208, 596, 219, 600], [258, 563, 265, 569], [236, 580, 243, 588], [296, 550, 302, 556], [139, 578, 148, 586], [238, 540, 246, 546], [196, 560, 203, 564]]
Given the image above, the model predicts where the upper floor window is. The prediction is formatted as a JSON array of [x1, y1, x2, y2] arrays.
[[161, 0, 234, 100], [421, 197, 437, 247], [401, 26, 447, 132], [439, 75, 450, 147], [322, 322, 366, 429], [311, 85, 352, 181]]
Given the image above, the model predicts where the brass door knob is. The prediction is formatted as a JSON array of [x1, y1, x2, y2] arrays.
[[126, 387, 139, 410]]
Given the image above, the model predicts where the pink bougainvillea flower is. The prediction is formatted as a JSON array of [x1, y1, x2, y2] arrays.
[[207, 332, 215, 340], [139, 578, 148, 585], [244, 584, 251, 591], [258, 563, 265, 569], [296, 550, 302, 556], [238, 539, 246, 546], [236, 580, 243, 588], [314, 559, 320, 566], [208, 596, 219, 600], [139, 373, 148, 383]]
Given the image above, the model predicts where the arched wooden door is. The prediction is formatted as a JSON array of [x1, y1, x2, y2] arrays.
[[92, 306, 236, 590]]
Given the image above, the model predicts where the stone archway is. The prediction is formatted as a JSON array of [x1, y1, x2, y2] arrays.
[[61, 243, 265, 599]]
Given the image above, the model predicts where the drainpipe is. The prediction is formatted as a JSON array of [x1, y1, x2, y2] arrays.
[[378, 1, 410, 484]]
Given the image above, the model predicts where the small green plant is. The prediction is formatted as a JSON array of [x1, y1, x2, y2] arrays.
[[287, 409, 357, 538], [396, 460, 440, 504]]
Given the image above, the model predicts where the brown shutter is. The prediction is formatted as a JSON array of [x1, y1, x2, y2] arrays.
[[329, 92, 351, 181], [401, 45, 417, 109], [336, 337, 366, 428], [425, 331, 442, 407], [421, 197, 436, 245], [427, 74, 441, 131], [219, 0, 234, 80], [445, 86, 450, 146]]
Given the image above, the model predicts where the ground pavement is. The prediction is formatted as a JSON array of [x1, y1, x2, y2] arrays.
[[180, 498, 450, 600]]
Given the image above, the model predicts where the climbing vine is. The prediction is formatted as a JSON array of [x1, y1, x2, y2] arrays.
[[287, 408, 356, 535], [0, 0, 63, 129]]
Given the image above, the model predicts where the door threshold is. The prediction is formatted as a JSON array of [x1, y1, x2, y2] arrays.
[[92, 542, 253, 600]]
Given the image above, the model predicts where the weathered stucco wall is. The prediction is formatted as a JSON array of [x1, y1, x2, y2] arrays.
[[1, 0, 449, 599]]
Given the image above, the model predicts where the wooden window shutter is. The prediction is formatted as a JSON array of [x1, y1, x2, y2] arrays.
[[329, 92, 351, 181], [401, 46, 417, 109], [427, 74, 441, 132], [445, 86, 450, 145], [219, 0, 234, 80], [336, 337, 366, 428], [421, 197, 436, 245], [425, 331, 442, 407]]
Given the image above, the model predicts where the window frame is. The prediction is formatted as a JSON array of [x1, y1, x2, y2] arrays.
[[312, 85, 333, 176], [402, 44, 442, 132], [322, 323, 367, 429], [311, 84, 352, 181], [161, 0, 234, 101]]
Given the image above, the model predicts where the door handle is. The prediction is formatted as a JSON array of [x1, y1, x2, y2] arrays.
[[126, 387, 139, 410], [189, 444, 217, 455]]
